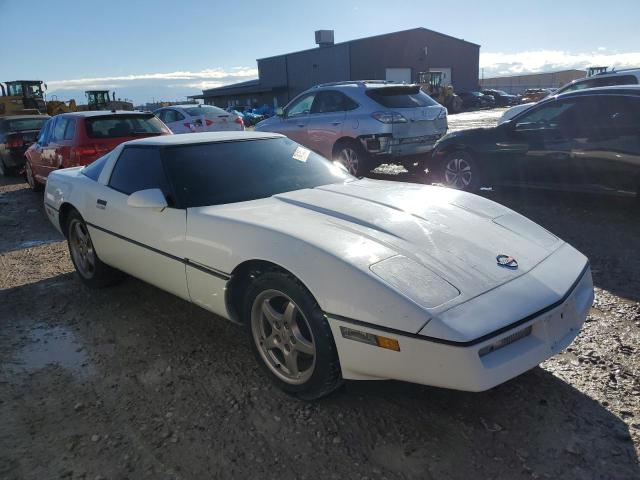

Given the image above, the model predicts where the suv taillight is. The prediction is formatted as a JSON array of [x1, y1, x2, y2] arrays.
[[7, 135, 24, 149], [371, 111, 408, 124]]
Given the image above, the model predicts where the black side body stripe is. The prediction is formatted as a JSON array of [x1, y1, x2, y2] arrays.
[[326, 262, 590, 348], [85, 222, 231, 281]]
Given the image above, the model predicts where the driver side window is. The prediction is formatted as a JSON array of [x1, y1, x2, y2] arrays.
[[515, 100, 577, 131], [286, 93, 316, 118], [109, 147, 173, 204]]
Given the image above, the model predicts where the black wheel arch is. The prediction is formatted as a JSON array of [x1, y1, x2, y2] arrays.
[[225, 260, 315, 324]]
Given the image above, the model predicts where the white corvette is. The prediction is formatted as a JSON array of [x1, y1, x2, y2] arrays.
[[43, 132, 594, 399]]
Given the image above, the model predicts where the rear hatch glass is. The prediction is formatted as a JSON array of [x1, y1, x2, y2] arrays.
[[367, 86, 445, 140], [5, 117, 48, 133], [366, 85, 438, 108], [85, 114, 167, 139]]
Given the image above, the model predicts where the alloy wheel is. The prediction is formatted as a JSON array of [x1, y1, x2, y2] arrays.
[[69, 219, 96, 279], [251, 289, 316, 385], [338, 147, 359, 176], [444, 156, 472, 189]]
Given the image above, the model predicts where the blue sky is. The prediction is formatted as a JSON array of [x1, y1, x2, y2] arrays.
[[2, 0, 639, 104]]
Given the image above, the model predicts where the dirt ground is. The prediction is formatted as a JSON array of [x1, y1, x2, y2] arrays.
[[1, 109, 639, 480]]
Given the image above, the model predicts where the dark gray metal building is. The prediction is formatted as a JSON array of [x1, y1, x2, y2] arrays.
[[195, 28, 480, 109]]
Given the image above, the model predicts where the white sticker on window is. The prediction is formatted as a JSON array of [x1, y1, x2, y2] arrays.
[[292, 146, 310, 162]]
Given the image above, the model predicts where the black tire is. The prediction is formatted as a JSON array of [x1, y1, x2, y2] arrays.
[[243, 270, 343, 400], [65, 210, 124, 288], [333, 140, 370, 177], [24, 161, 43, 192], [0, 158, 7, 176], [433, 150, 482, 192]]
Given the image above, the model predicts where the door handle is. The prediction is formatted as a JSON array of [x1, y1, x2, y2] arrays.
[[96, 199, 107, 209], [331, 121, 342, 126], [297, 124, 305, 128]]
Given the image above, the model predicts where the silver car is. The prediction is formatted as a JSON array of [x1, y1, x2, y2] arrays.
[[256, 81, 447, 176]]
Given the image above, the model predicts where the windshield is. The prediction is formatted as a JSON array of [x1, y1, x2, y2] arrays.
[[85, 115, 168, 138], [5, 117, 48, 132], [366, 86, 439, 108], [163, 137, 353, 208]]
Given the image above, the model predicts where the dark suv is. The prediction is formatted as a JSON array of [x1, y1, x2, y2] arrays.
[[429, 86, 640, 198]]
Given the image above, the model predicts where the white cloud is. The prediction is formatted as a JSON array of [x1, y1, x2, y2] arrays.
[[480, 50, 640, 77], [47, 67, 258, 90]]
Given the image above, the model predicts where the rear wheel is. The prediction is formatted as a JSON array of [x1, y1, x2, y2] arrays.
[[66, 210, 124, 288], [435, 151, 481, 192], [244, 270, 342, 400], [24, 161, 43, 191], [334, 140, 369, 177]]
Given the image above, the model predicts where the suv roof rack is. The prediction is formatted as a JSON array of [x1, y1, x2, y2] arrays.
[[314, 80, 405, 88]]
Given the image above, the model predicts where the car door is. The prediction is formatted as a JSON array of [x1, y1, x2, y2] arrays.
[[571, 95, 640, 195], [48, 116, 76, 170], [305, 90, 355, 158], [279, 92, 317, 145], [27, 117, 53, 182], [159, 108, 187, 134], [495, 98, 580, 190], [87, 146, 190, 300]]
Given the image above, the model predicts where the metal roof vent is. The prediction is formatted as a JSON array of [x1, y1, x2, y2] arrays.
[[315, 30, 335, 48]]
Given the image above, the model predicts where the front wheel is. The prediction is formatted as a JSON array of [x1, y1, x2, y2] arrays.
[[434, 151, 481, 192], [244, 270, 342, 400], [66, 210, 124, 288]]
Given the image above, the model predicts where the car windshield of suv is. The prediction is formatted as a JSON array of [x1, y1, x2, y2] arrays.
[[366, 86, 438, 108], [6, 117, 48, 132], [184, 105, 228, 118], [85, 115, 167, 138], [163, 137, 353, 208]]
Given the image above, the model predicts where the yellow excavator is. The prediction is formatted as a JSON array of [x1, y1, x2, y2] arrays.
[[418, 71, 463, 113], [81, 90, 133, 111], [0, 80, 47, 116]]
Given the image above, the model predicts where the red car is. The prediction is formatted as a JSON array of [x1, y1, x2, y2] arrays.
[[24, 111, 171, 191]]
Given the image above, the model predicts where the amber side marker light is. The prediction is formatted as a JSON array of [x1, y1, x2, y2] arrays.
[[340, 326, 401, 352]]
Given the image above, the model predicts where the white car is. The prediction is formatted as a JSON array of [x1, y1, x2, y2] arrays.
[[43, 132, 594, 399], [154, 104, 244, 134]]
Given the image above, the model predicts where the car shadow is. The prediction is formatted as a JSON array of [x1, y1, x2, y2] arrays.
[[323, 370, 639, 478], [0, 177, 62, 256], [2, 273, 638, 479]]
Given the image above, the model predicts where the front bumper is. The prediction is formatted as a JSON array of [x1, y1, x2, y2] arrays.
[[328, 266, 593, 392]]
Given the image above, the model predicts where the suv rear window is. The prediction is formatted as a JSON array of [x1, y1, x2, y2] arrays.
[[366, 86, 438, 108], [4, 117, 48, 132], [84, 114, 167, 139]]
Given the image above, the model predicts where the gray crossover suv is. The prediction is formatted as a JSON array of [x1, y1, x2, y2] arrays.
[[256, 81, 448, 176]]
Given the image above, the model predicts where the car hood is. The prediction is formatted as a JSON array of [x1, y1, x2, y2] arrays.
[[198, 179, 563, 313]]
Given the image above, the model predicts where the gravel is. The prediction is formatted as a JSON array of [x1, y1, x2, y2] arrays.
[[1, 109, 638, 479]]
